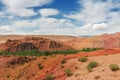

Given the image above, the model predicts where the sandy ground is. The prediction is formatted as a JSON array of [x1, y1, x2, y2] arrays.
[[66, 53, 120, 80], [0, 41, 5, 44]]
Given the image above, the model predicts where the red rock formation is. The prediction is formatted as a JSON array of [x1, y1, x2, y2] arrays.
[[6, 42, 38, 52], [65, 32, 120, 50], [0, 37, 73, 52]]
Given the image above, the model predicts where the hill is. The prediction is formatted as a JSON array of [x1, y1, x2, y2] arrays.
[[0, 37, 73, 52], [65, 32, 120, 50]]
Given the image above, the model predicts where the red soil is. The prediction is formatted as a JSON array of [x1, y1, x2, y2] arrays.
[[34, 48, 120, 80], [65, 48, 120, 60], [0, 48, 120, 80]]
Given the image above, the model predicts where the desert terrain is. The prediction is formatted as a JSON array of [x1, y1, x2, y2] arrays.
[[0, 32, 120, 80], [0, 0, 119, 80]]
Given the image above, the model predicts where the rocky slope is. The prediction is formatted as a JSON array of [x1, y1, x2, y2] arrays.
[[0, 37, 73, 52], [0, 48, 120, 80], [65, 32, 120, 50]]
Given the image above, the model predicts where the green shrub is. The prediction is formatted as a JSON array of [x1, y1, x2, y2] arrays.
[[94, 76, 101, 79], [64, 68, 73, 77], [43, 57, 47, 59], [0, 50, 80, 56], [75, 66, 79, 69], [38, 63, 44, 70], [87, 61, 98, 71], [78, 57, 88, 62], [109, 64, 119, 71], [7, 74, 10, 78], [45, 74, 54, 80], [81, 48, 102, 52], [0, 48, 102, 57], [61, 59, 67, 64]]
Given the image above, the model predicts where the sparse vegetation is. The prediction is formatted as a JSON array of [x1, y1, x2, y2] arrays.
[[94, 75, 101, 79], [75, 66, 79, 69], [64, 68, 73, 77], [32, 74, 35, 77], [0, 48, 102, 56], [43, 57, 47, 59], [38, 63, 44, 70], [45, 74, 54, 80], [61, 65, 64, 68], [0, 50, 80, 56], [61, 59, 67, 64], [81, 48, 102, 52], [87, 61, 98, 71], [7, 74, 10, 78], [78, 57, 88, 62], [109, 64, 119, 71]]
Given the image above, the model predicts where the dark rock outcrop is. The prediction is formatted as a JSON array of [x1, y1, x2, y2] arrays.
[[7, 56, 36, 66], [49, 41, 63, 49], [6, 42, 38, 52], [0, 37, 73, 52]]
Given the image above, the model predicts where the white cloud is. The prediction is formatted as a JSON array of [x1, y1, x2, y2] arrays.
[[12, 20, 37, 28], [77, 23, 108, 33], [64, 0, 120, 35], [1, 0, 53, 17], [7, 8, 37, 17], [91, 23, 108, 31], [0, 11, 5, 18], [65, 0, 120, 24], [107, 11, 120, 33], [39, 8, 59, 17], [10, 18, 71, 29], [32, 18, 75, 35], [0, 25, 30, 35], [0, 17, 76, 35], [0, 25, 18, 35], [4, 17, 108, 35], [0, 25, 14, 31], [65, 0, 110, 24]]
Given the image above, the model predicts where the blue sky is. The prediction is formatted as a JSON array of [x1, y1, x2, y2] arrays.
[[0, 0, 120, 35]]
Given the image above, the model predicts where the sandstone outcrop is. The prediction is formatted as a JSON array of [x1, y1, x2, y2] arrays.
[[0, 37, 73, 52]]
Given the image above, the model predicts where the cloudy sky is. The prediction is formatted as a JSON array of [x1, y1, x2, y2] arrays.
[[0, 0, 120, 35]]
